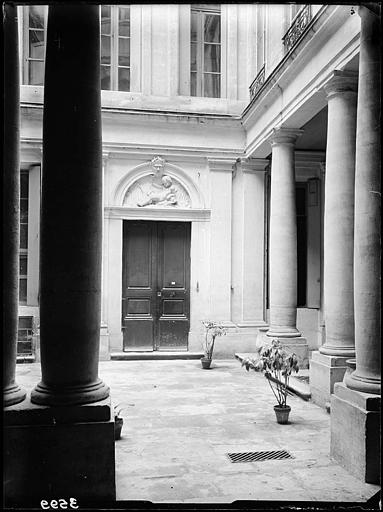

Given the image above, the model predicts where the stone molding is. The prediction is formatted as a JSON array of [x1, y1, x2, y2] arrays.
[[104, 206, 211, 222], [236, 157, 270, 174], [323, 70, 358, 98], [208, 158, 237, 173]]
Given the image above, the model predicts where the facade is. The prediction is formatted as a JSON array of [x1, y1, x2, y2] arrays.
[[4, 3, 381, 503]]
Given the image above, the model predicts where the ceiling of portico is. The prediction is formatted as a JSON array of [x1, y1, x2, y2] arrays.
[[295, 107, 328, 152]]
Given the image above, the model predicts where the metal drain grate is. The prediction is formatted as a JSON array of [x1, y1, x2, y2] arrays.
[[227, 450, 294, 463]]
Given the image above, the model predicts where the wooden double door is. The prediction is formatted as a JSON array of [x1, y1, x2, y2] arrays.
[[122, 220, 191, 351]]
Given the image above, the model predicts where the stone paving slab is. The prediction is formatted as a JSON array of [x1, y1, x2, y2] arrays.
[[14, 360, 380, 505]]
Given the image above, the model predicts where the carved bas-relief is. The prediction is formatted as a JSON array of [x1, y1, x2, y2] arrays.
[[123, 157, 192, 208]]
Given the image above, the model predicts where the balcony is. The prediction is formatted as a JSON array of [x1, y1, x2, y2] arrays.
[[282, 5, 312, 53], [249, 64, 265, 101]]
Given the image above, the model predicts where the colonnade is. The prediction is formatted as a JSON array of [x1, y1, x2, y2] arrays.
[[4, 5, 115, 504]]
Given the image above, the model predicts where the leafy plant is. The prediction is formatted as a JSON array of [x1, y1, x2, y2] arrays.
[[201, 320, 227, 359], [242, 339, 299, 407]]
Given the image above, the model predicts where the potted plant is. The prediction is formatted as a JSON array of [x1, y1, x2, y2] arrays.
[[242, 339, 299, 424], [200, 320, 227, 369], [114, 404, 124, 440]]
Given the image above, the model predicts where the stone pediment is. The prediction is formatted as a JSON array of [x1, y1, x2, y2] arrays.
[[123, 157, 191, 208]]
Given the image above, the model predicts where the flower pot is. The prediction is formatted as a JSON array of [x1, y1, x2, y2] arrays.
[[114, 417, 123, 440], [274, 405, 291, 424], [201, 357, 212, 369]]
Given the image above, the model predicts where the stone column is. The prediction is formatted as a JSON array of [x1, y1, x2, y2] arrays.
[[320, 71, 357, 357], [344, 6, 381, 395], [30, 5, 109, 406], [310, 71, 358, 408], [266, 128, 308, 367], [3, 4, 26, 407], [331, 5, 380, 485]]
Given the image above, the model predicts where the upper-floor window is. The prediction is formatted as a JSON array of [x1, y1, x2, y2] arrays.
[[21, 5, 130, 91], [190, 4, 221, 98], [23, 5, 48, 85], [101, 5, 130, 91]]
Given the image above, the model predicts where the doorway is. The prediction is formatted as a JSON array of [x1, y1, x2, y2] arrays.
[[122, 220, 191, 351]]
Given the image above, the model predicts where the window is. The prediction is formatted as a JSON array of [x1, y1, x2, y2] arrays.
[[22, 5, 130, 91], [23, 5, 48, 85], [190, 4, 221, 98], [17, 316, 34, 356], [101, 5, 131, 91], [296, 184, 307, 307], [19, 170, 29, 304]]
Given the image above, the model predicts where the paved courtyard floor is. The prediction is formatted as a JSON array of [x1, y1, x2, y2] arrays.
[[15, 360, 380, 506]]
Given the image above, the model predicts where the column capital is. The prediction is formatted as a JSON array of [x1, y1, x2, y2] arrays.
[[323, 70, 358, 99], [358, 4, 381, 19], [269, 127, 303, 146]]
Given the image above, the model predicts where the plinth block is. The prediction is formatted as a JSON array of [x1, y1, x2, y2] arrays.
[[330, 382, 380, 484], [4, 398, 116, 506], [309, 351, 349, 408]]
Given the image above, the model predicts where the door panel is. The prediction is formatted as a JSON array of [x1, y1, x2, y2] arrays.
[[157, 222, 190, 350], [122, 220, 190, 351], [122, 222, 156, 351]]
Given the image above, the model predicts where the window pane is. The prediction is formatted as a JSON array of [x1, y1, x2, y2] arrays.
[[20, 255, 28, 276], [190, 71, 197, 96], [29, 5, 45, 29], [118, 38, 130, 67], [19, 279, 27, 303], [118, 67, 130, 91], [20, 224, 28, 249], [101, 5, 111, 33], [101, 65, 111, 90], [119, 7, 130, 37], [20, 199, 29, 223], [191, 42, 197, 72], [191, 11, 198, 42], [204, 73, 220, 98], [20, 172, 29, 198], [204, 44, 220, 72], [29, 61, 44, 86], [29, 29, 45, 59], [101, 35, 111, 65], [204, 14, 220, 42]]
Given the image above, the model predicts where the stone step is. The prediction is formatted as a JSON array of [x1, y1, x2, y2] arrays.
[[111, 351, 205, 361], [235, 353, 311, 401]]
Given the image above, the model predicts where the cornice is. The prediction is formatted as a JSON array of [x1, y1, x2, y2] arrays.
[[104, 206, 211, 222], [207, 158, 237, 172]]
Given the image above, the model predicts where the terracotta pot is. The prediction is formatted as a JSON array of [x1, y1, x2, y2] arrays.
[[114, 417, 123, 440], [201, 357, 212, 369], [273, 405, 291, 424]]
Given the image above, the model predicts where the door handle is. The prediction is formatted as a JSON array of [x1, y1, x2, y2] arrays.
[[157, 291, 162, 297]]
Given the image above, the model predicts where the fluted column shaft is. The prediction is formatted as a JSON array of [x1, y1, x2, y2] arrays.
[[267, 128, 303, 337], [320, 72, 358, 357], [345, 6, 381, 394], [31, 5, 109, 405], [3, 4, 27, 407]]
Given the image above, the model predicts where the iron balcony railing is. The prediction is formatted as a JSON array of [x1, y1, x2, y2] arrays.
[[249, 64, 265, 101], [282, 5, 312, 53]]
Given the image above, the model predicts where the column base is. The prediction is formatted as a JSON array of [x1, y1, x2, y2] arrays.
[[330, 382, 380, 484], [319, 344, 355, 358], [4, 397, 116, 507], [309, 352, 349, 408], [31, 378, 110, 406], [267, 327, 301, 338], [344, 370, 381, 395], [3, 382, 27, 407]]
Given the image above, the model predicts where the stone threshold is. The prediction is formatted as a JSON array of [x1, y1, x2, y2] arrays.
[[235, 353, 311, 401], [111, 351, 205, 361], [16, 355, 35, 364]]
